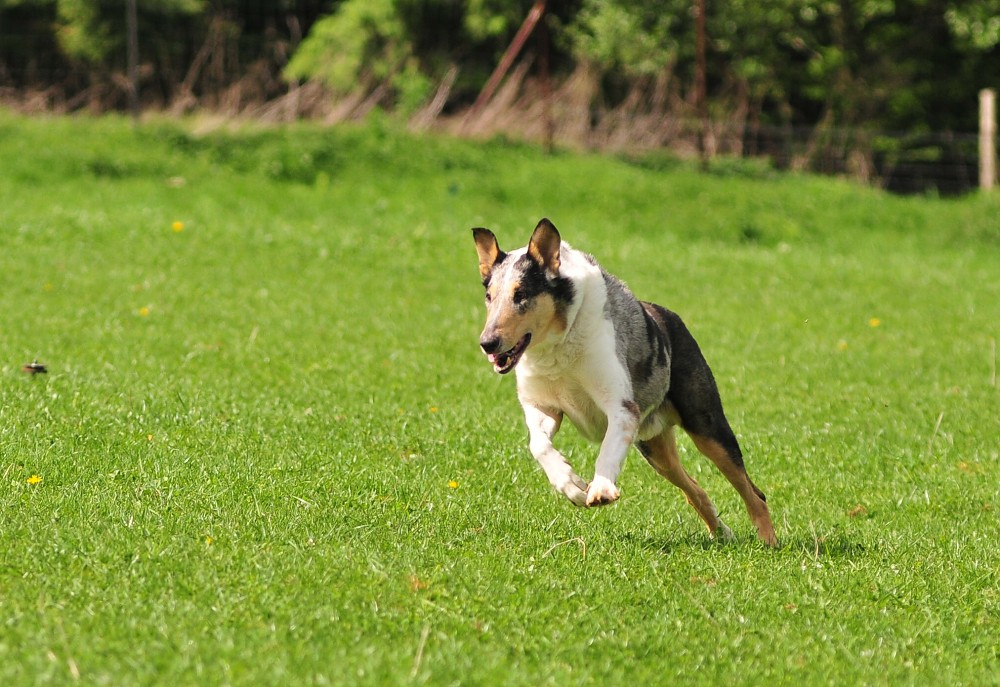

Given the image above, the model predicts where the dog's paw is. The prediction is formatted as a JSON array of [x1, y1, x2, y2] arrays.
[[713, 522, 735, 542], [585, 476, 620, 507], [558, 473, 590, 507], [758, 527, 780, 548]]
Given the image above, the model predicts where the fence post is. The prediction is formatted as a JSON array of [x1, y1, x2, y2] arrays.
[[465, 0, 546, 127], [126, 0, 139, 123], [981, 88, 996, 191]]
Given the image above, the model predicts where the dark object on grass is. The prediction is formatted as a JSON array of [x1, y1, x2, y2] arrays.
[[22, 361, 48, 375]]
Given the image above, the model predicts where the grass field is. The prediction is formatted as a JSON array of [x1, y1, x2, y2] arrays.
[[1, 110, 998, 686]]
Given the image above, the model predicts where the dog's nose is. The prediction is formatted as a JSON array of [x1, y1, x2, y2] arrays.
[[480, 336, 502, 355]]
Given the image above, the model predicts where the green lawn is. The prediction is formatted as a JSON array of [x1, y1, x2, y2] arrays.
[[1, 111, 997, 686]]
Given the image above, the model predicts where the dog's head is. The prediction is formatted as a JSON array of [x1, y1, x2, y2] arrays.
[[471, 218, 575, 374]]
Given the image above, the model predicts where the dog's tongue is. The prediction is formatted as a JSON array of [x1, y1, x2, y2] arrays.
[[487, 353, 498, 364]]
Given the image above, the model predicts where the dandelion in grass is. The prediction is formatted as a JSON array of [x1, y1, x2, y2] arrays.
[[429, 406, 439, 413], [837, 339, 849, 351], [448, 480, 459, 489], [869, 317, 881, 328], [138, 306, 150, 317], [172, 221, 185, 232], [27, 475, 42, 486]]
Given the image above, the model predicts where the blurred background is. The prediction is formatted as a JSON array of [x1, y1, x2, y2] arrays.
[[1, 0, 998, 195]]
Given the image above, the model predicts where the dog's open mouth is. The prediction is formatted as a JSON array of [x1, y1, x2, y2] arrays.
[[488, 334, 531, 374]]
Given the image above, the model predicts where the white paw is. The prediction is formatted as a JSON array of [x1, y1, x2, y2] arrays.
[[556, 472, 590, 507], [586, 476, 620, 507], [714, 522, 735, 542]]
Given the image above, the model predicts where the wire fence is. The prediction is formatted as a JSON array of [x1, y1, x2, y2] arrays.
[[687, 120, 979, 196], [451, 78, 986, 197]]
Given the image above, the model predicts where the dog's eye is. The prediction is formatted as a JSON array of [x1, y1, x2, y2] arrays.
[[484, 291, 492, 304], [512, 289, 526, 305]]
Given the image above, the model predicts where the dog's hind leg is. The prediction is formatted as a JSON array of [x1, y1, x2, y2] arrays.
[[655, 306, 778, 546], [638, 429, 734, 541], [686, 430, 778, 547]]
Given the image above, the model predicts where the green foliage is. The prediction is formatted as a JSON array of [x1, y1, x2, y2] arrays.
[[561, 0, 1000, 130], [0, 112, 998, 685], [285, 0, 410, 93], [3, 0, 998, 134], [284, 0, 433, 115], [54, 0, 204, 63], [946, 0, 1000, 50], [568, 0, 680, 76], [0, 0, 52, 10], [463, 0, 531, 40], [55, 0, 112, 62]]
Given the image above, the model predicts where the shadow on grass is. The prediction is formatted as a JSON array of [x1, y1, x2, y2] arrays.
[[629, 528, 870, 558], [778, 530, 871, 558]]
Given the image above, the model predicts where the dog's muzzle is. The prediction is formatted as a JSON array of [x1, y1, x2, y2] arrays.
[[480, 333, 531, 375]]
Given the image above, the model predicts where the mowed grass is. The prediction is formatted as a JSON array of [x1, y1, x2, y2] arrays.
[[0, 110, 997, 686]]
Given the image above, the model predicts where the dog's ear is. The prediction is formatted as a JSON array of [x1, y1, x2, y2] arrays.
[[528, 218, 561, 274], [472, 228, 505, 281]]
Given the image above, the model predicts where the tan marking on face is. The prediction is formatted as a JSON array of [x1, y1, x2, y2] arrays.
[[481, 284, 564, 354], [521, 292, 565, 342], [549, 294, 569, 333]]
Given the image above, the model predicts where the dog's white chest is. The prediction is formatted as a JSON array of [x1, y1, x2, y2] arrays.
[[517, 368, 609, 443], [560, 393, 609, 442]]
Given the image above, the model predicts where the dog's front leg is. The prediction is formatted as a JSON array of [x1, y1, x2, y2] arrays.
[[586, 400, 641, 506], [523, 404, 589, 506]]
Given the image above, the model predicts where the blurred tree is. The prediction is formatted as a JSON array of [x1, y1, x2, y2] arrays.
[[561, 0, 998, 131], [284, 0, 434, 114], [285, 0, 583, 115], [568, 0, 682, 77], [47, 0, 206, 110], [0, 0, 333, 111], [0, 0, 58, 92], [55, 0, 204, 63], [946, 0, 1000, 50], [286, 0, 408, 94], [0, 0, 995, 138]]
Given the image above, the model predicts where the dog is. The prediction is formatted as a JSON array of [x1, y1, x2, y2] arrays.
[[472, 218, 778, 546]]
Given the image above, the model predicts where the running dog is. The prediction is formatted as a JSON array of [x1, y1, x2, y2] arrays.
[[472, 218, 778, 546]]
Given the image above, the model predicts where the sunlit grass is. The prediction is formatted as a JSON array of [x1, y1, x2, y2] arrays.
[[0, 111, 997, 685]]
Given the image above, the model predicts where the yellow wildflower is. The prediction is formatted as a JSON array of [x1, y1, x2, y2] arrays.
[[27, 475, 42, 485], [448, 480, 459, 489], [172, 221, 185, 232], [869, 317, 881, 328]]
